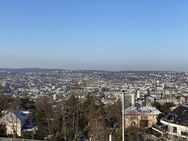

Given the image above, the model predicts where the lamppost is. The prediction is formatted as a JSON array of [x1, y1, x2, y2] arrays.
[[122, 92, 125, 141]]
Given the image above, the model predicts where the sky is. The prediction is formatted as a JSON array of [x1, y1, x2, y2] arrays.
[[0, 0, 188, 71]]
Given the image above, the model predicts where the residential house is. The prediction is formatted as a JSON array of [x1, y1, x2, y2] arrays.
[[125, 106, 161, 128], [160, 105, 188, 140], [0, 110, 37, 136]]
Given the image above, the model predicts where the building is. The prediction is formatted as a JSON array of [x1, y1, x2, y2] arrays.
[[160, 105, 188, 140], [136, 90, 140, 99], [125, 106, 161, 128], [0, 110, 37, 136], [124, 93, 135, 109]]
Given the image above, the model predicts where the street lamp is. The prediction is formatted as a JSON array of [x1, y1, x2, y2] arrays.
[[122, 91, 125, 141]]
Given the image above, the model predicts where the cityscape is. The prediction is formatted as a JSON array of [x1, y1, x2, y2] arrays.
[[1, 0, 188, 141], [1, 69, 188, 140]]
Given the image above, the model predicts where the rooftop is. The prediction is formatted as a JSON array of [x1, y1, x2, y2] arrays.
[[125, 106, 161, 115], [163, 105, 188, 126]]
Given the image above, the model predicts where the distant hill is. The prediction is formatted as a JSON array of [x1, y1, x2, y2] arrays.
[[0, 68, 66, 73], [0, 68, 181, 73]]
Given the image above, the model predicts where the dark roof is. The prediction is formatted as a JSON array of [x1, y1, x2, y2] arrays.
[[11, 110, 29, 123], [163, 105, 188, 126]]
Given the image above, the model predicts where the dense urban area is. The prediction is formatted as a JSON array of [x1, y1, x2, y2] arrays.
[[1, 69, 188, 141]]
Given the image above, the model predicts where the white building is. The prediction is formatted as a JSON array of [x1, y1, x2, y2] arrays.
[[124, 93, 135, 109], [136, 90, 140, 99], [160, 105, 188, 140], [0, 110, 37, 136]]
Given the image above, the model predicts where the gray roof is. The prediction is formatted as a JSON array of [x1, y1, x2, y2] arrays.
[[125, 106, 161, 115], [163, 105, 188, 126]]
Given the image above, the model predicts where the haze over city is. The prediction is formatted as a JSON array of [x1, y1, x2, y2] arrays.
[[0, 0, 188, 71]]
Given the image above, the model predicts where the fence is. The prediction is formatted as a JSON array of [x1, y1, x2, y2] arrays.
[[0, 137, 43, 141]]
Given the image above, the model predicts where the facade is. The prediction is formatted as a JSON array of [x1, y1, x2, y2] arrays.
[[0, 110, 37, 136], [160, 105, 188, 140], [125, 106, 161, 128]]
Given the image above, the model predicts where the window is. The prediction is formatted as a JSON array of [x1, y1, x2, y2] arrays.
[[167, 114, 176, 121], [181, 132, 188, 136], [141, 116, 148, 120], [173, 127, 177, 133], [140, 120, 149, 128]]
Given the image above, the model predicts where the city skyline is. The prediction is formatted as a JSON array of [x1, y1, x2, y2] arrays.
[[0, 0, 188, 71]]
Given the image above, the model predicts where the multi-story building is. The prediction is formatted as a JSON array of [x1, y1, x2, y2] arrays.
[[160, 105, 188, 140], [125, 106, 161, 128]]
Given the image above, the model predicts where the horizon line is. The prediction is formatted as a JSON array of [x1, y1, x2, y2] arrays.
[[0, 67, 186, 73]]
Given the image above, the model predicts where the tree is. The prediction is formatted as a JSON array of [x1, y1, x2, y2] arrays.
[[160, 102, 174, 114], [50, 94, 88, 141], [157, 113, 165, 125], [0, 124, 6, 137], [83, 96, 108, 141], [105, 100, 121, 128], [0, 96, 9, 116], [153, 102, 174, 113], [31, 94, 124, 141], [153, 102, 174, 125], [50, 95, 110, 141], [19, 98, 35, 111], [62, 95, 82, 141], [34, 96, 53, 139]]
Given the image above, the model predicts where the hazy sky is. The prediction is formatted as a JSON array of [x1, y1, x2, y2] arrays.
[[0, 0, 188, 71]]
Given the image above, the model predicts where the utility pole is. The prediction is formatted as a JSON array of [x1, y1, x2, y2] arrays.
[[122, 92, 125, 141]]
